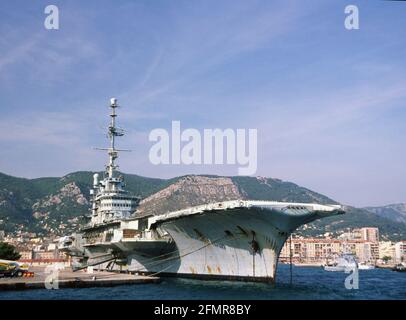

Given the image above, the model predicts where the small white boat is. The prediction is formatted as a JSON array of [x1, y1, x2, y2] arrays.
[[392, 263, 406, 272], [324, 254, 358, 272], [358, 262, 375, 270]]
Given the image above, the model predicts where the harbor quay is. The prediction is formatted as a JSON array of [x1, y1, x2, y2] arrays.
[[0, 266, 160, 291]]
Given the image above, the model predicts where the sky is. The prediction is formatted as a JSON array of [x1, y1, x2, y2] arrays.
[[0, 0, 405, 207]]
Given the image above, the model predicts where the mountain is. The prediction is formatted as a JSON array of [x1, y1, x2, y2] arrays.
[[0, 171, 169, 236], [364, 203, 406, 224], [0, 171, 405, 241], [295, 206, 406, 241]]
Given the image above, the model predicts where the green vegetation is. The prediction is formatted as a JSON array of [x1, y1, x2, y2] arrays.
[[231, 176, 336, 204], [0, 242, 21, 260], [0, 171, 405, 241], [296, 207, 406, 241], [0, 171, 174, 236], [382, 256, 392, 263]]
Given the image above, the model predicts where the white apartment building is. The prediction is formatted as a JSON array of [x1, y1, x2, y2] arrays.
[[395, 241, 406, 263]]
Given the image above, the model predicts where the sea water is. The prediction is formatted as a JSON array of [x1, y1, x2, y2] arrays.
[[1, 265, 405, 300]]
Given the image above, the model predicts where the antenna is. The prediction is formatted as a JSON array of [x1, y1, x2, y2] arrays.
[[94, 98, 131, 179]]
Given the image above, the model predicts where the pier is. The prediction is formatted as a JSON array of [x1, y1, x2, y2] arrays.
[[0, 266, 160, 291]]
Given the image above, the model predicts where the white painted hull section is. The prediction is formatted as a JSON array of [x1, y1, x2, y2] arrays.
[[158, 210, 284, 281], [64, 200, 343, 282], [127, 202, 343, 282]]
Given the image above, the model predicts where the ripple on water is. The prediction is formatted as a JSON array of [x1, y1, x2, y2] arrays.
[[0, 265, 405, 300]]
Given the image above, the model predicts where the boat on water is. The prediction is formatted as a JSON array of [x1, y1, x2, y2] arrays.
[[59, 98, 344, 283], [358, 262, 375, 270], [392, 263, 406, 272], [324, 254, 358, 272]]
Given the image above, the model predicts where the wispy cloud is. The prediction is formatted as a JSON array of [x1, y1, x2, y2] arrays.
[[0, 33, 43, 73], [117, 0, 314, 109], [0, 112, 87, 145], [0, 0, 405, 206]]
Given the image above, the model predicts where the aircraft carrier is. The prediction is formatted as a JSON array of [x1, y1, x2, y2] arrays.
[[59, 98, 344, 282]]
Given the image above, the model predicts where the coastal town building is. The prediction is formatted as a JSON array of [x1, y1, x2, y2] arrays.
[[395, 241, 406, 263], [3, 226, 403, 267], [338, 227, 379, 243], [1, 234, 66, 264], [378, 241, 396, 263], [19, 250, 34, 260], [280, 231, 381, 264], [280, 238, 340, 264], [352, 241, 379, 262], [360, 227, 380, 243]]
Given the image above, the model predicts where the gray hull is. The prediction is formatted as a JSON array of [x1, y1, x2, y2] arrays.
[[62, 200, 343, 282], [124, 201, 344, 282]]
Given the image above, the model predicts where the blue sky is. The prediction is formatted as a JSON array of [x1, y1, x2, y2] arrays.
[[0, 0, 405, 207]]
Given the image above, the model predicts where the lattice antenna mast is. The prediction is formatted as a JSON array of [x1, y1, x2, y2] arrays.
[[95, 98, 129, 179]]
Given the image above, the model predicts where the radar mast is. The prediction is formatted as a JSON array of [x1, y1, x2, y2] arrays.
[[95, 98, 128, 179]]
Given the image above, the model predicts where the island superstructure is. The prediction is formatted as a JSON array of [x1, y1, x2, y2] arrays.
[[60, 98, 345, 282], [90, 97, 139, 224]]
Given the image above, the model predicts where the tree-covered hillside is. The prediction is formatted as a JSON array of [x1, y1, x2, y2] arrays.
[[0, 172, 405, 240]]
